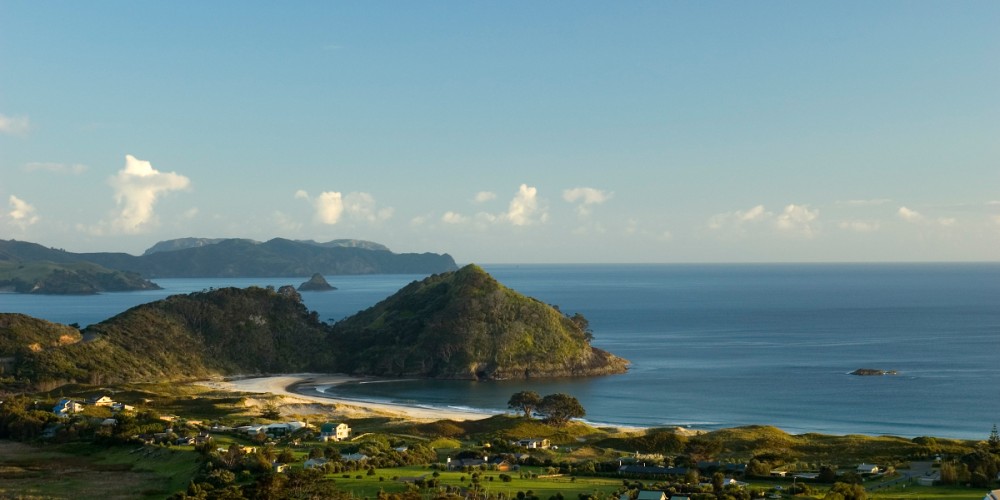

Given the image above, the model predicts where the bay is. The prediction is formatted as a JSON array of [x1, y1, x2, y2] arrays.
[[2, 263, 998, 440]]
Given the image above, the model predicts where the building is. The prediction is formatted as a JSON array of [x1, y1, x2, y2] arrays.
[[856, 463, 879, 475], [517, 438, 551, 449], [320, 422, 351, 442], [88, 395, 115, 406], [53, 398, 83, 417]]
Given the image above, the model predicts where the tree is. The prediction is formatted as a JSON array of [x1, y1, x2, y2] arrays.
[[537, 393, 585, 426], [508, 391, 542, 419], [824, 481, 866, 500], [989, 424, 1000, 454]]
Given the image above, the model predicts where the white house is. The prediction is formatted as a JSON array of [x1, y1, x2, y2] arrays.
[[88, 395, 115, 407], [856, 463, 879, 474], [518, 438, 551, 449], [53, 398, 83, 417], [320, 422, 351, 442]]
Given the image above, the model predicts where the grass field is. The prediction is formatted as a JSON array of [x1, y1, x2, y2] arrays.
[[324, 465, 626, 498], [0, 440, 201, 500]]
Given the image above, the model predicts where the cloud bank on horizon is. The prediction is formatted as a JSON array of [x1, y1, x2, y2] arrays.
[[1, 3, 998, 262]]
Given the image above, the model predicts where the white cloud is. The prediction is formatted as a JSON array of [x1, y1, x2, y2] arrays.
[[343, 192, 393, 223], [297, 190, 391, 225], [837, 220, 880, 232], [315, 192, 344, 224], [0, 113, 30, 135], [474, 191, 497, 203], [441, 211, 468, 224], [108, 155, 191, 233], [775, 204, 819, 237], [182, 207, 200, 219], [937, 217, 956, 226], [505, 184, 547, 226], [23, 162, 88, 175], [563, 187, 612, 215], [897, 206, 923, 222], [708, 204, 772, 230], [7, 195, 39, 229]]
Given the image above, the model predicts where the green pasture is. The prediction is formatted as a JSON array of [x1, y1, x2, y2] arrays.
[[325, 465, 625, 498]]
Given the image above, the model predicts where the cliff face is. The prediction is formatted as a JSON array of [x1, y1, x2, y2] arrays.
[[330, 264, 629, 380]]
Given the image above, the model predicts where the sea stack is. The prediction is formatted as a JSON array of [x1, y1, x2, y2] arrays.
[[298, 273, 336, 291]]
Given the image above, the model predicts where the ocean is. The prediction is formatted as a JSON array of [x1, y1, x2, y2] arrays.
[[3, 263, 998, 440]]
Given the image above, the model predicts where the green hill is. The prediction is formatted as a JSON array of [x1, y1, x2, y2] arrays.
[[330, 264, 630, 379], [0, 259, 160, 294], [9, 286, 334, 388], [3, 266, 628, 389]]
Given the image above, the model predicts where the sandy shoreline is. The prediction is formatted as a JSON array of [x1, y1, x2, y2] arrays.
[[195, 373, 496, 422]]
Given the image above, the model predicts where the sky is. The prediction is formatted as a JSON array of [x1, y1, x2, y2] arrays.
[[1, 2, 998, 264]]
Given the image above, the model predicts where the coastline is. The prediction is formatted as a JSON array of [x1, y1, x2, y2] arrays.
[[196, 373, 652, 433], [195, 373, 497, 423]]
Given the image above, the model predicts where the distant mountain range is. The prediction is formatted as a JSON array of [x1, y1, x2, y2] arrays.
[[0, 238, 458, 290]]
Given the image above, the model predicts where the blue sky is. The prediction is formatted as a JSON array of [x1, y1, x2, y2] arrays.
[[2, 1, 998, 263]]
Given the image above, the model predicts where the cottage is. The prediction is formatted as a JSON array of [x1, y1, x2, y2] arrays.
[[272, 463, 289, 473], [517, 438, 551, 449], [856, 463, 879, 475], [320, 422, 351, 442], [88, 395, 115, 407], [111, 402, 135, 413], [341, 453, 368, 462], [53, 398, 83, 417], [304, 457, 329, 469], [447, 457, 486, 470], [636, 491, 667, 500]]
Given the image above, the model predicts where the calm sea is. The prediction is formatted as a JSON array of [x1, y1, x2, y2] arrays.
[[3, 263, 998, 440]]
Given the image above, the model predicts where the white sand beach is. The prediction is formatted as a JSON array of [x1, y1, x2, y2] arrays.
[[196, 373, 494, 422]]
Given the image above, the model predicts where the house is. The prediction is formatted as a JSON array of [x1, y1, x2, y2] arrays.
[[447, 458, 486, 470], [320, 422, 351, 442], [175, 436, 195, 445], [856, 463, 879, 475], [88, 395, 115, 406], [100, 418, 118, 427], [272, 463, 289, 473], [237, 425, 267, 436], [265, 422, 305, 437], [517, 438, 551, 449], [341, 453, 368, 462], [636, 491, 667, 500], [110, 402, 135, 413], [53, 398, 83, 417], [490, 458, 518, 472], [670, 497, 691, 500], [304, 457, 329, 469]]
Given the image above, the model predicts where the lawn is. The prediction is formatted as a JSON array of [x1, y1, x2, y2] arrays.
[[0, 440, 201, 500], [325, 465, 625, 498]]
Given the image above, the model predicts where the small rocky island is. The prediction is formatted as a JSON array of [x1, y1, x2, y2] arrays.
[[851, 368, 898, 376], [297, 273, 336, 291]]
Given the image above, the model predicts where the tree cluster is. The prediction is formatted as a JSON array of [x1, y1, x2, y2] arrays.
[[507, 391, 586, 426]]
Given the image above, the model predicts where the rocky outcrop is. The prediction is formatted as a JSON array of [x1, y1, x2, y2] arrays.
[[298, 273, 336, 291], [851, 368, 898, 376]]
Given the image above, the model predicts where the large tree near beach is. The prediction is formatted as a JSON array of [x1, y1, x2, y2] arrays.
[[537, 393, 585, 426], [507, 391, 542, 418]]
